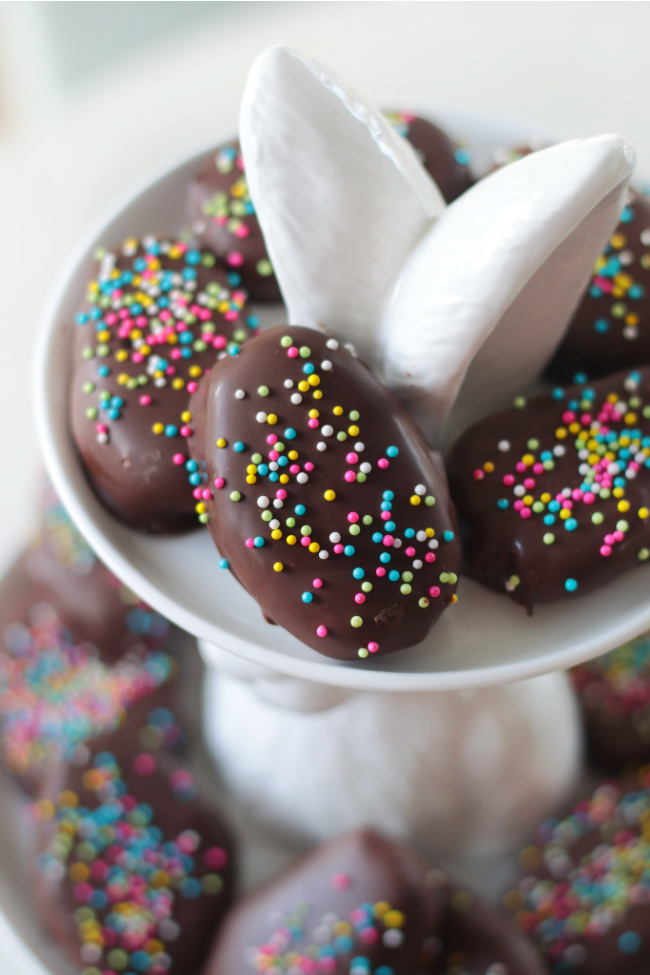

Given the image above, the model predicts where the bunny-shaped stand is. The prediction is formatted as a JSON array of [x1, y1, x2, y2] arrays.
[[196, 47, 634, 876]]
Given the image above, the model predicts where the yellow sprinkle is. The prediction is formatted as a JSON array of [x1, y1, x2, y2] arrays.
[[374, 902, 390, 919], [152, 423, 164, 435], [267, 414, 278, 425], [639, 508, 649, 519], [607, 393, 619, 403], [410, 495, 421, 505], [59, 790, 79, 808], [216, 438, 227, 448], [309, 542, 320, 553], [610, 232, 626, 250], [130, 328, 142, 340], [298, 381, 309, 392], [627, 313, 640, 326], [271, 529, 282, 540], [279, 474, 290, 484], [246, 464, 257, 474], [324, 490, 336, 501], [569, 422, 580, 434], [172, 378, 185, 390], [523, 495, 534, 506], [450, 593, 458, 603], [613, 487, 625, 498], [383, 910, 405, 929], [140, 344, 151, 356], [425, 528, 435, 538], [69, 863, 89, 883], [288, 450, 299, 460], [97, 330, 110, 342], [166, 333, 178, 345], [559, 509, 570, 520], [181, 411, 192, 423], [115, 350, 129, 362], [333, 405, 344, 416], [189, 365, 202, 378], [273, 562, 284, 572], [308, 409, 319, 419], [313, 390, 323, 399], [618, 500, 630, 512], [195, 503, 207, 514], [348, 425, 359, 436], [246, 475, 257, 485], [484, 461, 495, 473], [625, 412, 637, 425], [308, 374, 320, 386], [541, 493, 551, 504], [286, 535, 297, 545], [555, 427, 567, 439], [522, 453, 535, 466]]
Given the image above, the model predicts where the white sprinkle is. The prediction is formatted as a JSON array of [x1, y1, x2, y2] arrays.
[[414, 484, 426, 495], [322, 425, 334, 437], [256, 412, 267, 423], [513, 485, 525, 497], [412, 560, 423, 570], [296, 472, 309, 484], [97, 432, 109, 444], [344, 342, 358, 357], [316, 442, 327, 452], [284, 379, 294, 388], [273, 499, 283, 509], [326, 338, 339, 350], [235, 389, 245, 399], [355, 442, 365, 452], [578, 448, 589, 460], [321, 360, 332, 371], [626, 468, 638, 479], [359, 462, 371, 474], [270, 519, 280, 529], [319, 550, 329, 559], [257, 497, 270, 508], [291, 393, 302, 405], [330, 532, 341, 543], [554, 445, 566, 457], [429, 539, 439, 549], [154, 377, 167, 387], [392, 538, 402, 549], [641, 228, 650, 246], [269, 462, 279, 471], [623, 327, 639, 341], [562, 487, 572, 497], [498, 440, 510, 452], [416, 530, 427, 542]]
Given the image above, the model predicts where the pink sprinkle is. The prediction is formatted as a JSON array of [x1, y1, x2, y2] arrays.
[[581, 414, 592, 425], [514, 500, 524, 511], [425, 552, 436, 563], [345, 471, 357, 482], [224, 310, 238, 321], [180, 425, 192, 437], [205, 847, 228, 869], [214, 335, 227, 349], [132, 352, 144, 364], [304, 462, 314, 472], [227, 251, 244, 267], [301, 537, 310, 547], [383, 536, 394, 547], [214, 477, 225, 489], [308, 419, 319, 429], [193, 488, 203, 500], [406, 547, 416, 557], [378, 458, 389, 469], [604, 533, 615, 545], [613, 530, 625, 542], [133, 754, 156, 776], [532, 463, 544, 475], [276, 489, 287, 500], [515, 462, 527, 473], [562, 500, 573, 510], [524, 478, 536, 489], [269, 450, 279, 461], [333, 544, 344, 554], [313, 579, 323, 589], [316, 625, 328, 638], [95, 423, 108, 434], [503, 474, 515, 486], [172, 454, 185, 465], [355, 593, 365, 604], [290, 464, 300, 474], [170, 348, 182, 360], [600, 545, 612, 557], [473, 469, 485, 481], [235, 225, 249, 239], [520, 508, 532, 519], [572, 489, 584, 501], [105, 313, 117, 326], [381, 511, 391, 521], [140, 394, 152, 406], [583, 492, 595, 504], [368, 642, 379, 653], [245, 538, 255, 548], [267, 434, 278, 445], [187, 382, 198, 394], [348, 512, 359, 523], [429, 586, 441, 597], [562, 411, 576, 423], [346, 452, 359, 465], [202, 489, 211, 500], [376, 567, 386, 577], [360, 928, 379, 944], [331, 872, 350, 891], [287, 346, 299, 358]]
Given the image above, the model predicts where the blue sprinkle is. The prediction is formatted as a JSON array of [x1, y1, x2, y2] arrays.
[[107, 409, 120, 421], [455, 147, 471, 165], [219, 558, 229, 569], [182, 267, 197, 280], [381, 501, 392, 511], [548, 500, 561, 512], [303, 363, 315, 375], [254, 536, 264, 548], [372, 532, 383, 543], [258, 464, 269, 476], [543, 514, 556, 526], [185, 249, 201, 265], [564, 578, 578, 592], [233, 441, 245, 452], [110, 396, 123, 408], [302, 592, 313, 603], [353, 568, 365, 580], [385, 521, 396, 532], [497, 498, 509, 510], [295, 504, 306, 515], [383, 490, 394, 500], [284, 428, 296, 440], [247, 315, 259, 328], [379, 552, 391, 564], [189, 473, 202, 486], [594, 318, 610, 334], [564, 518, 577, 531], [619, 931, 642, 954], [75, 312, 88, 325], [185, 459, 198, 472], [388, 570, 400, 582], [551, 387, 564, 400], [228, 344, 240, 356], [443, 530, 455, 542], [181, 877, 202, 899], [228, 271, 242, 287], [126, 609, 152, 634], [404, 528, 415, 538], [164, 425, 178, 437], [344, 545, 355, 556], [97, 365, 110, 377], [386, 445, 399, 458], [269, 472, 279, 482], [277, 456, 289, 467], [620, 205, 634, 223]]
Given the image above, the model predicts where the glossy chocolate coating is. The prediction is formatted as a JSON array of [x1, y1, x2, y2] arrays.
[[549, 190, 650, 381], [571, 632, 650, 771], [432, 878, 547, 974], [0, 490, 187, 793], [187, 141, 282, 304], [70, 236, 255, 533], [205, 829, 443, 975], [34, 711, 235, 975], [505, 772, 650, 974], [190, 326, 461, 660], [447, 368, 650, 612], [386, 111, 474, 203]]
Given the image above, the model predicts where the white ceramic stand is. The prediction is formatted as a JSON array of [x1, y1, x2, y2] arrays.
[[200, 639, 583, 889]]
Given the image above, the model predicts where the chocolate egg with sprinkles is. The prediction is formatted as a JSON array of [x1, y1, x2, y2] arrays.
[[549, 190, 650, 381], [504, 770, 650, 974], [385, 111, 474, 203], [187, 141, 282, 304], [189, 326, 461, 660], [447, 367, 650, 612], [70, 235, 258, 533], [34, 710, 236, 975], [205, 828, 443, 975]]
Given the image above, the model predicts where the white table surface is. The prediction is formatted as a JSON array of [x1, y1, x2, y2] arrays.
[[2, 2, 650, 971]]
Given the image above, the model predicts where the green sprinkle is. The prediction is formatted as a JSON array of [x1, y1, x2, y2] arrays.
[[543, 533, 555, 545], [349, 410, 360, 421], [591, 511, 605, 524], [229, 491, 241, 502], [258, 385, 270, 397], [350, 616, 363, 628], [280, 335, 292, 347]]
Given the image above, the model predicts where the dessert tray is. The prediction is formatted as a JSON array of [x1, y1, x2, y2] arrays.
[[35, 93, 647, 692]]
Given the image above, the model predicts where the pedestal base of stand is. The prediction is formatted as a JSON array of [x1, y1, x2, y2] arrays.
[[200, 640, 584, 889]]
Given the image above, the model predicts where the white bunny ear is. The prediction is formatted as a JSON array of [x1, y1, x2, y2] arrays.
[[379, 136, 636, 446], [239, 46, 446, 363]]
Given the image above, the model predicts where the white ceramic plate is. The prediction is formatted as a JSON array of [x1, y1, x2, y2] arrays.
[[35, 107, 650, 692]]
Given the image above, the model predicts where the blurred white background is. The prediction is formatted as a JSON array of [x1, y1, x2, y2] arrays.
[[1, 0, 650, 563]]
